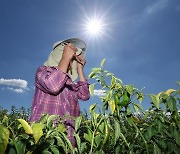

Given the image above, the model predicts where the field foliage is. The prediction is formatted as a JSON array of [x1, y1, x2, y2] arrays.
[[0, 59, 180, 154]]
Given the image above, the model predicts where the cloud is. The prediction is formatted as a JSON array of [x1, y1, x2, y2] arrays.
[[94, 89, 106, 97], [145, 0, 169, 15], [0, 78, 29, 93], [6, 87, 24, 93]]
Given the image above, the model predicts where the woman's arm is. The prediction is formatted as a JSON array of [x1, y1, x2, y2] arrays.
[[76, 54, 90, 100], [35, 43, 77, 95], [35, 66, 69, 95]]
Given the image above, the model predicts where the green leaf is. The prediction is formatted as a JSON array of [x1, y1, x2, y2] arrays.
[[149, 94, 160, 109], [132, 115, 141, 123], [26, 151, 32, 154], [153, 143, 161, 154], [115, 146, 120, 154], [47, 115, 58, 128], [147, 127, 153, 139], [106, 72, 113, 77], [106, 90, 113, 101], [8, 147, 16, 154], [75, 116, 82, 132], [167, 142, 174, 153], [89, 103, 96, 114], [103, 120, 109, 145], [84, 133, 91, 143], [91, 68, 101, 72], [126, 106, 132, 115], [119, 132, 129, 148], [143, 111, 150, 120], [15, 140, 26, 154], [42, 150, 52, 154], [174, 128, 180, 146], [136, 92, 144, 103], [165, 89, 176, 96], [2, 115, 8, 125], [120, 91, 129, 106], [80, 142, 87, 154], [176, 81, 180, 86], [55, 136, 66, 149], [127, 117, 133, 126], [158, 116, 164, 123], [114, 120, 120, 143], [0, 125, 10, 154], [125, 85, 135, 95], [60, 132, 73, 151], [94, 135, 102, 147], [56, 123, 66, 133], [89, 84, 94, 96], [88, 72, 96, 78], [99, 122, 105, 134], [110, 76, 116, 89], [50, 145, 59, 154], [17, 119, 33, 135], [87, 129, 93, 143], [100, 58, 106, 68], [32, 123, 44, 144], [166, 96, 177, 112], [133, 103, 143, 113], [158, 139, 166, 149], [157, 120, 162, 132], [39, 113, 49, 124], [109, 99, 115, 114], [74, 133, 81, 152]]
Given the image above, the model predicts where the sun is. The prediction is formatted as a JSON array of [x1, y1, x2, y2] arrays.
[[82, 16, 107, 39], [85, 18, 103, 36]]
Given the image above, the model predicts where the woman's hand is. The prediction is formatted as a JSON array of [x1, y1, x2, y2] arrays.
[[76, 53, 86, 71], [62, 43, 77, 62], [75, 54, 86, 82], [58, 43, 77, 73]]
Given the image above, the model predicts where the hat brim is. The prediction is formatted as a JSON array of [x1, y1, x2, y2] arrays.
[[53, 38, 87, 53]]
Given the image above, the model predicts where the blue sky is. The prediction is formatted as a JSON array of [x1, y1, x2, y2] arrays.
[[0, 0, 180, 112]]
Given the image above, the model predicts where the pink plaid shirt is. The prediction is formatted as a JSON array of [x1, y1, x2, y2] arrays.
[[29, 66, 90, 145]]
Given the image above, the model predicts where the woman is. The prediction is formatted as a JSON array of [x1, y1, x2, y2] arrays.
[[29, 38, 90, 146]]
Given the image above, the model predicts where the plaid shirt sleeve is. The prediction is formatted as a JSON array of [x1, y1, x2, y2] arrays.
[[76, 80, 90, 101], [35, 66, 69, 95]]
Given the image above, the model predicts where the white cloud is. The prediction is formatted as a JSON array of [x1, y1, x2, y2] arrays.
[[94, 89, 106, 97], [6, 87, 24, 93], [0, 78, 28, 89], [145, 0, 169, 15], [0, 78, 29, 93]]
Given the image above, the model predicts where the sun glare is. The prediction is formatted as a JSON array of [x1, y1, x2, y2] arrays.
[[82, 16, 107, 39], [85, 19, 103, 35]]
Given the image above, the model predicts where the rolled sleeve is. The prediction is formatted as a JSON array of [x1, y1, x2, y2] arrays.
[[35, 66, 70, 95], [76, 80, 90, 101]]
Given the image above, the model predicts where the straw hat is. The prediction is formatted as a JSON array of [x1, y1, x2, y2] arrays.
[[44, 38, 87, 81]]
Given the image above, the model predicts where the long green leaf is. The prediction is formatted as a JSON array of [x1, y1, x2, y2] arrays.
[[114, 120, 120, 143], [15, 140, 26, 154], [89, 84, 94, 96], [75, 116, 82, 132], [47, 115, 58, 128], [17, 119, 33, 135], [149, 94, 160, 109], [100, 58, 106, 68], [109, 99, 115, 114], [32, 123, 44, 144], [0, 125, 10, 154], [74, 133, 81, 152]]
